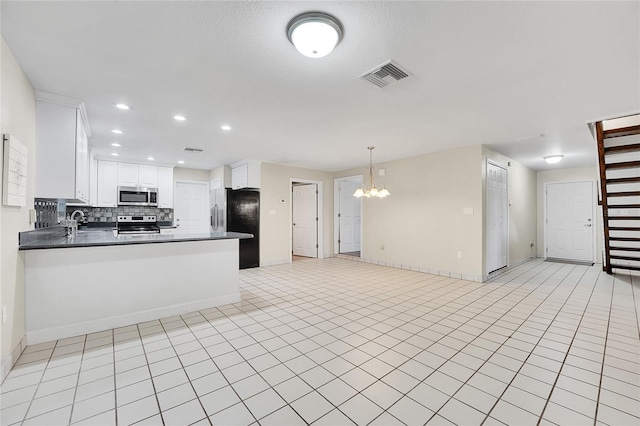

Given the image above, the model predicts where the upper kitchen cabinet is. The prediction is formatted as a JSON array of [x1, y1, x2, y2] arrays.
[[97, 160, 118, 207], [139, 165, 158, 187], [231, 160, 261, 189], [157, 167, 173, 208], [117, 163, 158, 188], [35, 92, 91, 203]]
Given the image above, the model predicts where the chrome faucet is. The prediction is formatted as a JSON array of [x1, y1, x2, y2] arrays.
[[70, 210, 85, 233]]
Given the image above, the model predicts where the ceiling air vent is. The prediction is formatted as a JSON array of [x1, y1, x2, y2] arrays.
[[183, 147, 203, 153], [359, 60, 412, 89]]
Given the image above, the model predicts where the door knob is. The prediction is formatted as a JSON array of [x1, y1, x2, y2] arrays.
[[584, 224, 592, 227]]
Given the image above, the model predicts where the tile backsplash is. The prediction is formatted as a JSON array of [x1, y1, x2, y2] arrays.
[[65, 206, 173, 224]]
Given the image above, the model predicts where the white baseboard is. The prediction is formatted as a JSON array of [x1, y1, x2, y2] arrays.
[[26, 293, 241, 345], [260, 259, 291, 267], [334, 255, 485, 282], [1, 335, 27, 384]]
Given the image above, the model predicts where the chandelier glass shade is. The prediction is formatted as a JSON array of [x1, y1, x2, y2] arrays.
[[353, 147, 390, 198]]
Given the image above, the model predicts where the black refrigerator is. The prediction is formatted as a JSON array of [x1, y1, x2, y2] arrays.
[[227, 189, 260, 269]]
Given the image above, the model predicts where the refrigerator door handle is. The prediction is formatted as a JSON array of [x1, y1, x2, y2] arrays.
[[213, 204, 218, 232]]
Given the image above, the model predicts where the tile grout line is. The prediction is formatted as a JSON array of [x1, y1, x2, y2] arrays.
[[134, 324, 166, 425], [537, 264, 615, 426], [418, 262, 584, 425], [17, 338, 61, 424], [592, 271, 617, 426], [155, 316, 215, 425], [468, 263, 593, 425], [358, 260, 564, 425], [65, 334, 89, 425]]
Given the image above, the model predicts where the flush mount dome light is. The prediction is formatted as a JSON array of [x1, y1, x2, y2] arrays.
[[287, 12, 343, 58], [544, 155, 564, 164]]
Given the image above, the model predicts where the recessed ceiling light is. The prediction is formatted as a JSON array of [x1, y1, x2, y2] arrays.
[[174, 115, 186, 121], [111, 153, 119, 156], [147, 157, 155, 161], [111, 129, 123, 134], [543, 155, 564, 164], [221, 125, 231, 131], [115, 104, 130, 110], [111, 143, 121, 147], [178, 160, 185, 164], [287, 12, 343, 58]]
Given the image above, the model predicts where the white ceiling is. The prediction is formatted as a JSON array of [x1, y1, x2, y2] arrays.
[[2, 1, 639, 171]]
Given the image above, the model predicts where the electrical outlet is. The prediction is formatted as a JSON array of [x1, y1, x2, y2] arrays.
[[2, 306, 7, 324], [457, 251, 463, 259]]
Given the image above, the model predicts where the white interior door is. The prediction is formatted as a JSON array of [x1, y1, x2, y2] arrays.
[[292, 184, 318, 257], [339, 180, 361, 254], [487, 162, 508, 274], [174, 181, 210, 234], [546, 181, 594, 262]]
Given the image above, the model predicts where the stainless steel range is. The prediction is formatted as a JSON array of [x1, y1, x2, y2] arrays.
[[117, 215, 160, 235]]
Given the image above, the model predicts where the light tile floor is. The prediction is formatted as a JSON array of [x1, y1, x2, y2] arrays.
[[1, 258, 639, 425]]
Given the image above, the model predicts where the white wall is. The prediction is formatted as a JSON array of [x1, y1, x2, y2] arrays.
[[1, 37, 36, 378], [335, 145, 485, 280], [536, 166, 603, 263], [210, 165, 231, 187], [482, 147, 538, 275], [260, 162, 333, 266], [173, 167, 210, 182]]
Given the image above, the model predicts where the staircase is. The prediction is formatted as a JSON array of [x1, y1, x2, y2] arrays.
[[596, 115, 640, 274]]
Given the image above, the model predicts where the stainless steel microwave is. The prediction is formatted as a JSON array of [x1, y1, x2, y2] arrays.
[[117, 186, 158, 207]]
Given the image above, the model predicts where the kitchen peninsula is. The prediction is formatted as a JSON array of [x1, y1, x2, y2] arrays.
[[20, 229, 253, 344]]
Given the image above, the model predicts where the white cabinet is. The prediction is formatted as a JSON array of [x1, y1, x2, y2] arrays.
[[117, 163, 139, 187], [97, 161, 118, 207], [35, 98, 91, 203], [139, 165, 158, 188], [231, 160, 261, 189], [157, 167, 174, 208], [231, 163, 248, 189], [89, 149, 98, 207], [118, 163, 159, 188]]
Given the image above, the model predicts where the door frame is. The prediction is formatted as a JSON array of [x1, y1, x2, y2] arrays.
[[543, 179, 597, 263], [485, 160, 509, 274], [290, 178, 324, 260], [333, 176, 363, 256], [173, 179, 210, 230]]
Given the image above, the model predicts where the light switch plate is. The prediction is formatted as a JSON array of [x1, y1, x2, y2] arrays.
[[463, 208, 474, 215]]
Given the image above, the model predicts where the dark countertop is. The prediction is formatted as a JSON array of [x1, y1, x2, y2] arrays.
[[19, 227, 253, 250]]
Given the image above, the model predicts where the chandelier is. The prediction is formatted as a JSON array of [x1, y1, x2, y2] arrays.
[[353, 147, 390, 198]]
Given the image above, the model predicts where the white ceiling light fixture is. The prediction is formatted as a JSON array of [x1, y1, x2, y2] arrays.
[[544, 155, 564, 164], [221, 125, 231, 131], [111, 129, 123, 134], [353, 147, 390, 198], [147, 157, 155, 161], [115, 103, 130, 110], [178, 160, 185, 164], [111, 152, 119, 156], [174, 115, 187, 121], [287, 12, 343, 58], [111, 142, 121, 147]]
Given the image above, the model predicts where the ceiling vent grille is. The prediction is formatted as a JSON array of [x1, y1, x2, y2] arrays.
[[359, 60, 412, 89], [183, 147, 203, 153]]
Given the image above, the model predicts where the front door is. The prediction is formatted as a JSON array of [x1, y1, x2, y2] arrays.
[[339, 180, 362, 254], [292, 184, 318, 257], [487, 162, 508, 274], [174, 181, 210, 233], [546, 181, 594, 262]]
